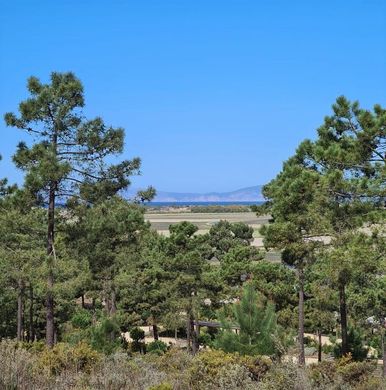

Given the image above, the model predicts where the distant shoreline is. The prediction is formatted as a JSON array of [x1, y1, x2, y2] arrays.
[[145, 201, 265, 207]]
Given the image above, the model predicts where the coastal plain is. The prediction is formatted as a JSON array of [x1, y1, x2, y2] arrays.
[[145, 211, 270, 248]]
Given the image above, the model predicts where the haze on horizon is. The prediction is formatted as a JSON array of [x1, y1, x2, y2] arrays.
[[1, 1, 385, 193]]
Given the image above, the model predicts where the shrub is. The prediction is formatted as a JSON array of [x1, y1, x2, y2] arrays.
[[130, 327, 145, 342], [149, 383, 173, 390], [130, 327, 146, 353], [257, 362, 311, 390], [0, 340, 37, 389], [189, 350, 271, 389], [71, 308, 93, 329], [337, 360, 377, 386], [90, 353, 167, 389], [216, 363, 259, 389], [308, 361, 337, 388], [147, 340, 168, 355], [37, 342, 100, 375], [90, 317, 122, 354], [333, 327, 369, 361]]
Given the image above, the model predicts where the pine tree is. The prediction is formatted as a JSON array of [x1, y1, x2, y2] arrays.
[[4, 72, 143, 346], [214, 283, 283, 357]]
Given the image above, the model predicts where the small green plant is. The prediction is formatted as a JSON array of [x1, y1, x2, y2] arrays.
[[71, 308, 93, 329], [147, 340, 168, 355], [90, 317, 122, 354], [333, 327, 369, 361], [130, 327, 146, 353]]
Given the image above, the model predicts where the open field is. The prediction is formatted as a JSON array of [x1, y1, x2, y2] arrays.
[[145, 212, 268, 241]]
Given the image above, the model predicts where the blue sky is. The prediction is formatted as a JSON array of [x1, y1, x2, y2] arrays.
[[1, 1, 385, 193]]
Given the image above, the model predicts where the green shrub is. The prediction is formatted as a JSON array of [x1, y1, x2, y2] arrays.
[[333, 327, 369, 361], [130, 327, 146, 353], [189, 349, 270, 389], [308, 361, 337, 388], [337, 360, 377, 386], [90, 317, 121, 354], [36, 342, 100, 375], [147, 340, 168, 355], [71, 308, 93, 329], [19, 340, 46, 353], [257, 362, 310, 390], [130, 327, 145, 342], [148, 383, 173, 390]]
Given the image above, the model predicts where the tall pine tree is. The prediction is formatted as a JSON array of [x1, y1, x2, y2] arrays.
[[4, 72, 143, 346]]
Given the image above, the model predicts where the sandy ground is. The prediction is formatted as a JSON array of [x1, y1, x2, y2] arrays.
[[123, 326, 187, 348]]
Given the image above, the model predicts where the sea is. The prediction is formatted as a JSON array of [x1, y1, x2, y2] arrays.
[[145, 201, 264, 207]]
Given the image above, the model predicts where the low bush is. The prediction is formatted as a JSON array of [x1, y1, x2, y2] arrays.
[[189, 349, 271, 389], [147, 340, 168, 355], [36, 341, 101, 375]]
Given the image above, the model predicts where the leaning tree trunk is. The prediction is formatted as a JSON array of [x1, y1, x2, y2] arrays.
[[46, 180, 56, 348], [17, 279, 24, 342], [339, 282, 348, 356], [298, 267, 305, 366]]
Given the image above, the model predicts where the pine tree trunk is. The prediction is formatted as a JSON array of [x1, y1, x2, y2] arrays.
[[29, 285, 34, 342], [339, 282, 348, 355], [381, 327, 385, 377], [110, 286, 117, 315], [298, 268, 305, 366], [46, 180, 56, 348], [318, 330, 322, 362], [17, 279, 24, 341], [190, 314, 199, 355], [81, 294, 85, 309], [153, 323, 159, 340], [186, 316, 191, 351]]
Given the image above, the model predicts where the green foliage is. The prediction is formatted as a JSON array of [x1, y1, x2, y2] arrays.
[[71, 308, 93, 329], [214, 283, 285, 357], [189, 349, 270, 389], [130, 327, 145, 342], [36, 342, 100, 375], [147, 340, 168, 355], [89, 317, 122, 355], [308, 356, 378, 389], [130, 327, 146, 353], [333, 327, 369, 361], [191, 205, 251, 213], [148, 384, 173, 390]]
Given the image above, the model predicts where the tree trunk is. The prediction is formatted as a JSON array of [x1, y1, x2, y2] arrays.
[[153, 323, 159, 341], [186, 316, 191, 351], [318, 330, 322, 362], [110, 286, 116, 315], [190, 314, 199, 355], [298, 268, 305, 366], [81, 294, 85, 309], [381, 327, 385, 377], [28, 285, 34, 342], [46, 180, 56, 348], [339, 282, 348, 355], [17, 279, 24, 342]]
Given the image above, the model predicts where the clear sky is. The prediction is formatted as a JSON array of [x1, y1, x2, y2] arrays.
[[1, 1, 385, 193]]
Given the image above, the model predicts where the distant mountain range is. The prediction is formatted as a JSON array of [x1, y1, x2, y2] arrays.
[[151, 186, 264, 202]]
